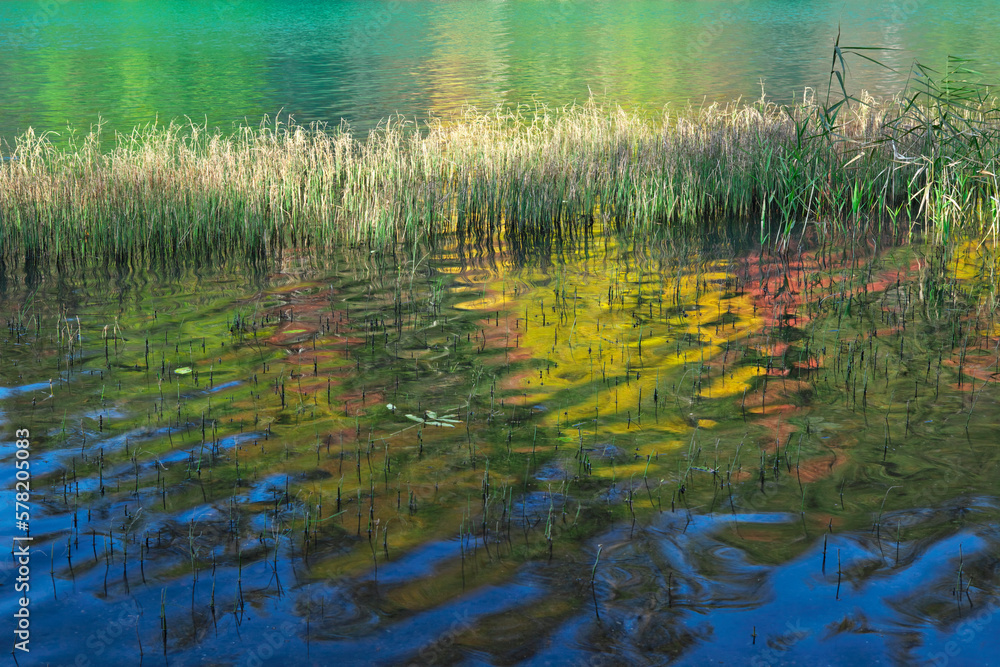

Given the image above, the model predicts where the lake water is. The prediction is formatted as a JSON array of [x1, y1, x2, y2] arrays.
[[1, 231, 999, 664], [2, 0, 999, 143], [3, 2, 1000, 664]]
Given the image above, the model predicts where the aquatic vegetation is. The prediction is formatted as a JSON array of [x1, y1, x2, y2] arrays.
[[3, 56, 1000, 270], [2, 42, 1000, 666], [3, 228, 999, 664]]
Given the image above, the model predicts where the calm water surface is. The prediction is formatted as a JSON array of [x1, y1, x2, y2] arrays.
[[1, 231, 999, 664], [1, 0, 1000, 143]]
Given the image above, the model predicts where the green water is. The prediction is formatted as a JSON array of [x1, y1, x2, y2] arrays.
[[2, 0, 999, 144]]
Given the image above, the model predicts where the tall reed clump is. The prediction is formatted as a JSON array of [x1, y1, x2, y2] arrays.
[[883, 56, 1000, 242], [1, 59, 998, 269]]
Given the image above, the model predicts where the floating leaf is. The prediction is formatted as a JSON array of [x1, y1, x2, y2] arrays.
[[404, 412, 460, 427], [174, 367, 192, 375]]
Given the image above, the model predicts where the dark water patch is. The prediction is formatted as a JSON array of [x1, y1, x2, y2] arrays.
[[534, 461, 571, 483], [512, 492, 567, 529], [155, 431, 262, 465], [357, 538, 464, 586], [238, 473, 292, 505], [347, 571, 546, 666]]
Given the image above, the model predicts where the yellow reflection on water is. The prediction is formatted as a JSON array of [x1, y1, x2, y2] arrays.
[[436, 233, 769, 460]]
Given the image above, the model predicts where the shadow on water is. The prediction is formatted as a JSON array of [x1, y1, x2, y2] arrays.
[[1, 226, 999, 665]]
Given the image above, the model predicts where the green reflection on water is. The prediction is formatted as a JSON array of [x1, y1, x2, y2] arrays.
[[2, 0, 1000, 144]]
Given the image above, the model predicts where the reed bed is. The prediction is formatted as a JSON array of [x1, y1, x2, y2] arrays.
[[2, 87, 999, 266]]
